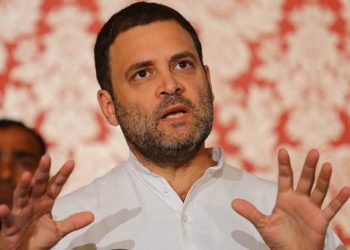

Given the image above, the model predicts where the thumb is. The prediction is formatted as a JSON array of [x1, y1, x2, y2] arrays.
[[231, 199, 267, 229], [57, 211, 94, 238]]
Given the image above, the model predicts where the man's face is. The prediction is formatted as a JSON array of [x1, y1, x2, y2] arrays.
[[0, 127, 42, 207], [106, 20, 213, 166]]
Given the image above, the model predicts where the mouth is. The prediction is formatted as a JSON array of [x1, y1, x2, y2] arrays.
[[160, 104, 190, 120]]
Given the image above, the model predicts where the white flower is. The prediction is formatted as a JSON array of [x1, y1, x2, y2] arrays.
[[0, 0, 41, 41], [46, 5, 92, 30], [13, 38, 40, 64], [290, 4, 334, 27], [59, 126, 129, 195], [212, 74, 244, 126], [255, 3, 350, 150], [227, 86, 280, 168], [10, 5, 98, 111], [1, 85, 40, 125], [200, 0, 283, 40], [41, 102, 99, 148], [286, 24, 339, 72], [41, 24, 95, 73], [286, 105, 343, 147], [202, 29, 250, 80]]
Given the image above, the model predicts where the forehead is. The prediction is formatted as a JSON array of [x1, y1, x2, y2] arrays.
[[109, 20, 198, 72], [0, 127, 42, 156]]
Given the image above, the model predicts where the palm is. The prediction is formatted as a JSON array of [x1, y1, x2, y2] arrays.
[[6, 200, 59, 249], [259, 192, 328, 249], [0, 156, 93, 250], [232, 149, 350, 250]]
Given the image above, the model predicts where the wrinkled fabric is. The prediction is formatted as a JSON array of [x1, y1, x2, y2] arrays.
[[52, 148, 342, 250]]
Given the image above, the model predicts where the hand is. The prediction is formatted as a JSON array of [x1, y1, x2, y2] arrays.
[[0, 155, 94, 250], [231, 148, 350, 250]]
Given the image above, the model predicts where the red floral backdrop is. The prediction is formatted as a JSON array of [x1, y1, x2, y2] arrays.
[[0, 0, 349, 246]]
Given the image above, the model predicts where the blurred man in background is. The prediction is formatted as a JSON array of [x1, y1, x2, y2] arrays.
[[0, 119, 46, 208]]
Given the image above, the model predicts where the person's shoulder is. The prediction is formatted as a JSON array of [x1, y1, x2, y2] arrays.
[[52, 161, 130, 217], [221, 163, 276, 190], [63, 161, 129, 196], [219, 163, 277, 213], [214, 148, 276, 192]]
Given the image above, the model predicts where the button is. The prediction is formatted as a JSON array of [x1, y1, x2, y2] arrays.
[[163, 187, 169, 193], [182, 214, 188, 223]]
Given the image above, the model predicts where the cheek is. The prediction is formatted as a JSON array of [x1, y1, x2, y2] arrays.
[[14, 169, 26, 183], [118, 88, 156, 111], [131, 98, 159, 116], [188, 85, 210, 103], [13, 166, 37, 183]]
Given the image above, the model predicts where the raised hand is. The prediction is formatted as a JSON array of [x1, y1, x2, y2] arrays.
[[0, 155, 94, 250], [232, 148, 350, 250]]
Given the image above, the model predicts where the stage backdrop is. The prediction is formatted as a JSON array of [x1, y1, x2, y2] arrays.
[[0, 0, 349, 246]]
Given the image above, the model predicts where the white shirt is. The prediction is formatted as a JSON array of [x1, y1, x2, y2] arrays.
[[52, 148, 342, 250]]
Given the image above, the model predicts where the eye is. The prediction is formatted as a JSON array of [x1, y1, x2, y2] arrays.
[[133, 70, 151, 80], [14, 157, 37, 170], [174, 60, 192, 70], [12, 152, 38, 170]]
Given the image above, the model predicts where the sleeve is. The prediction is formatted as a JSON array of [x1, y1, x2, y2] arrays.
[[324, 227, 345, 250]]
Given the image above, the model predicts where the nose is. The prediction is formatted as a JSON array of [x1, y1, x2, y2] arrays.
[[157, 71, 184, 97], [0, 154, 12, 180]]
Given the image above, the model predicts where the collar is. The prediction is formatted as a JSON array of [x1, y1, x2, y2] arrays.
[[127, 147, 225, 178]]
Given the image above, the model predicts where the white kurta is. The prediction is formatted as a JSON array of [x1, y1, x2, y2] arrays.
[[52, 148, 342, 250]]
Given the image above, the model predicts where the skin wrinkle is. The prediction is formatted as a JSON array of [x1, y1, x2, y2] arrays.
[[273, 194, 326, 237]]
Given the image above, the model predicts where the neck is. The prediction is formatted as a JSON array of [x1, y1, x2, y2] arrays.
[[131, 144, 217, 201]]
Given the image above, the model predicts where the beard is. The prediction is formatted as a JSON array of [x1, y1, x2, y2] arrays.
[[114, 86, 213, 167]]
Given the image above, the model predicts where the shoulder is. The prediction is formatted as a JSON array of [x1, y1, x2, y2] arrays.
[[220, 163, 276, 190], [212, 148, 277, 194], [216, 163, 277, 213], [52, 161, 130, 219]]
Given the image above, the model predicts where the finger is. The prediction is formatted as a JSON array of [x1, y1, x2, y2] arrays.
[[46, 160, 75, 200], [310, 162, 332, 207], [296, 149, 319, 195], [231, 199, 268, 230], [0, 205, 14, 228], [277, 148, 293, 193], [56, 211, 94, 237], [323, 187, 350, 222], [31, 155, 52, 199], [13, 171, 33, 209]]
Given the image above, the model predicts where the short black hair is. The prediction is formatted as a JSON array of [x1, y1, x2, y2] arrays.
[[0, 119, 47, 155], [94, 1, 203, 95]]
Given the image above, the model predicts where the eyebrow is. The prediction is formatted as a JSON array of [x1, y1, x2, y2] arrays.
[[13, 151, 38, 159], [124, 51, 197, 79], [170, 51, 196, 62], [125, 60, 154, 80], [0, 150, 38, 159]]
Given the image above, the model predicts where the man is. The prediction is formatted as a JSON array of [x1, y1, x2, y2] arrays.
[[0, 2, 349, 249], [0, 119, 46, 208]]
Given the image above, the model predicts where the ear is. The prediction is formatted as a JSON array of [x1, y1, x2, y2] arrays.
[[97, 89, 119, 126], [204, 65, 215, 101]]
